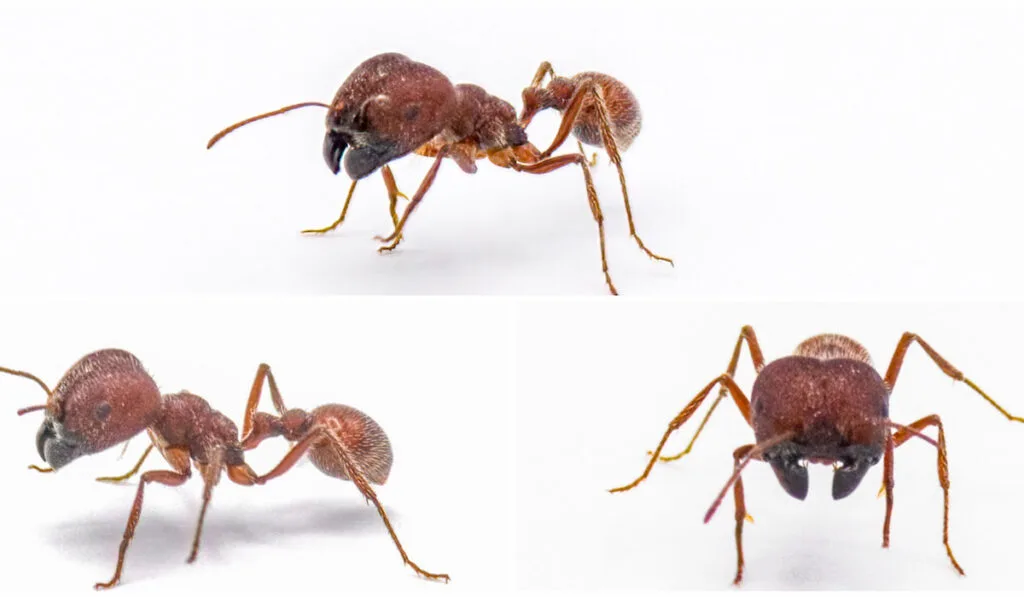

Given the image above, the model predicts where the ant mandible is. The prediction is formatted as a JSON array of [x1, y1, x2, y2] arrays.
[[609, 326, 1023, 584], [207, 52, 670, 294], [2, 350, 447, 588]]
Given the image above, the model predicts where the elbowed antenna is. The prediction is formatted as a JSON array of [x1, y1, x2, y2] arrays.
[[206, 101, 332, 149], [1, 365, 52, 415]]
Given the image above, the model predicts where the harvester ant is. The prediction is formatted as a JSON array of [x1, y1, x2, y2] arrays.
[[207, 52, 672, 294], [609, 327, 1022, 584], [2, 350, 447, 588]]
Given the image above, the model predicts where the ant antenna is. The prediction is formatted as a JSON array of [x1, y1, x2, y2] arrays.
[[703, 433, 794, 524], [207, 101, 333, 149], [1, 365, 52, 416]]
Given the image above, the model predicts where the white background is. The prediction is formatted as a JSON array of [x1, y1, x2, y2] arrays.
[[2, 1, 1024, 296], [516, 301, 1024, 590], [0, 298, 515, 594]]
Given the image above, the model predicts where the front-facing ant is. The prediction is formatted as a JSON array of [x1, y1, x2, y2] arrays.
[[2, 350, 447, 589], [207, 53, 671, 294], [610, 327, 1023, 584]]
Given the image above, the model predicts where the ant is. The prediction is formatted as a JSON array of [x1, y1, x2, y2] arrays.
[[519, 62, 668, 267], [609, 326, 1023, 584], [102, 362, 451, 584], [207, 52, 672, 294], [2, 350, 447, 588]]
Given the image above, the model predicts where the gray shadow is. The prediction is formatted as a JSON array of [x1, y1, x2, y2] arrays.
[[44, 499, 392, 583]]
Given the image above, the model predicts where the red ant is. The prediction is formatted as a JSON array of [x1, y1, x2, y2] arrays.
[[2, 350, 447, 588], [207, 52, 672, 294], [609, 327, 1023, 584]]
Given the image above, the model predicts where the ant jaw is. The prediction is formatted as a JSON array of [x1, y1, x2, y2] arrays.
[[770, 458, 809, 501], [832, 458, 873, 500], [35, 419, 84, 470], [323, 131, 347, 175]]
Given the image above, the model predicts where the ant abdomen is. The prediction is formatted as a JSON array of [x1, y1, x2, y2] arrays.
[[793, 333, 874, 366], [308, 404, 393, 485], [569, 72, 642, 151]]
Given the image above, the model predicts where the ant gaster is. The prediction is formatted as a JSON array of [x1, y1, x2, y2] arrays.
[[234, 363, 449, 583], [609, 327, 1023, 584], [519, 62, 669, 267], [2, 350, 447, 588], [207, 52, 671, 294]]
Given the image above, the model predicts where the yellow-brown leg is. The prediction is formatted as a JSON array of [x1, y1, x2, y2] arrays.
[[609, 374, 751, 493], [656, 326, 763, 462]]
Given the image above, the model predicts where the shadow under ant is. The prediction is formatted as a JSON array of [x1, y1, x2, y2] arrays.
[[44, 498, 390, 573]]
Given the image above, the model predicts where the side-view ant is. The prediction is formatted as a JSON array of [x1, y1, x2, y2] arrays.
[[207, 52, 672, 294], [2, 350, 447, 588], [608, 327, 1023, 584]]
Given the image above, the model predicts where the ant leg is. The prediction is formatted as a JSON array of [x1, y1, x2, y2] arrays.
[[540, 82, 672, 266], [381, 165, 409, 229], [95, 462, 192, 590], [302, 178, 359, 235], [97, 444, 155, 484], [187, 453, 225, 564], [254, 429, 450, 583], [728, 445, 755, 585], [609, 374, 751, 493], [657, 326, 764, 462], [324, 429, 450, 583], [882, 415, 963, 574], [375, 149, 448, 252], [241, 362, 287, 440], [511, 152, 616, 294], [28, 464, 53, 473], [529, 61, 556, 87], [884, 333, 1023, 423]]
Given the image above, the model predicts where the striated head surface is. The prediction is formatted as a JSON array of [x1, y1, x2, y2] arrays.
[[37, 349, 161, 470], [323, 53, 457, 179]]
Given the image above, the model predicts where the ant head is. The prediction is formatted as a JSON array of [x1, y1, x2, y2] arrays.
[[520, 76, 575, 127], [323, 53, 458, 180], [752, 356, 889, 501], [241, 408, 310, 449], [35, 350, 161, 470]]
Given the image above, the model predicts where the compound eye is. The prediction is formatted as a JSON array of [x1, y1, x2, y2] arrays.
[[94, 401, 112, 422]]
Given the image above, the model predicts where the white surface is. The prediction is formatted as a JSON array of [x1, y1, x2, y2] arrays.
[[515, 302, 1024, 590], [0, 298, 515, 594], [2, 1, 1024, 296]]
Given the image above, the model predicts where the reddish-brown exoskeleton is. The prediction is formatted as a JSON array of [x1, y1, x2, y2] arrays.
[[2, 349, 261, 589], [207, 52, 667, 294], [2, 351, 447, 588], [519, 62, 670, 269], [609, 327, 1023, 584], [232, 363, 449, 583]]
